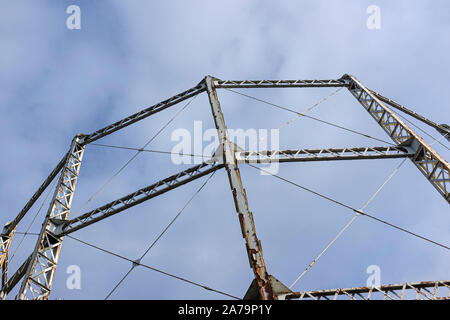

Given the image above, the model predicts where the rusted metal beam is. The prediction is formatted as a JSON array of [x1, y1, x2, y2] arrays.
[[0, 224, 16, 274], [56, 162, 223, 236], [343, 74, 450, 203], [1, 252, 7, 291], [287, 280, 450, 300], [205, 76, 276, 300], [17, 135, 85, 300], [236, 146, 412, 164], [80, 81, 206, 145]]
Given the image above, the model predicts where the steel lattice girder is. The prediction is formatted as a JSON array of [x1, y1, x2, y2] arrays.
[[286, 280, 450, 300], [79, 82, 206, 145], [343, 75, 450, 203], [369, 89, 450, 142], [57, 162, 223, 236], [206, 76, 276, 300], [214, 79, 348, 88], [17, 136, 85, 300], [235, 146, 413, 164]]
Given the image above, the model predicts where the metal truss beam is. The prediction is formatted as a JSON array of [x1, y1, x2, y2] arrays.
[[287, 280, 450, 300], [57, 162, 223, 236], [214, 79, 348, 89], [80, 82, 206, 145], [369, 89, 450, 142], [344, 75, 450, 203], [236, 146, 412, 164], [17, 135, 85, 300], [206, 76, 277, 300]]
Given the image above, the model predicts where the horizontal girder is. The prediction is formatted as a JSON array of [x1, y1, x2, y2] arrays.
[[214, 79, 348, 89], [57, 162, 223, 236], [287, 280, 450, 300], [236, 146, 412, 164]]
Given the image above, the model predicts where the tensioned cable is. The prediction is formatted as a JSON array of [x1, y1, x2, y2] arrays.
[[224, 88, 396, 146], [246, 164, 449, 250], [15, 230, 240, 299], [288, 158, 408, 289], [89, 143, 210, 160], [430, 132, 449, 147], [259, 87, 343, 144], [72, 94, 199, 217], [65, 234, 240, 300], [104, 170, 217, 300], [289, 213, 359, 289], [9, 178, 58, 263]]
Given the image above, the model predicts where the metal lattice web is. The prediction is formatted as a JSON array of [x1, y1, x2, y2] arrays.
[[1, 74, 449, 300]]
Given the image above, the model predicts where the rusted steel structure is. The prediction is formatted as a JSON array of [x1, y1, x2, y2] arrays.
[[0, 75, 448, 300]]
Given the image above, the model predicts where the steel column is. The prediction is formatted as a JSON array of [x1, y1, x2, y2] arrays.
[[17, 135, 85, 299], [205, 76, 275, 300]]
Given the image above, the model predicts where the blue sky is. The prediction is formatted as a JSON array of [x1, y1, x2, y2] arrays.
[[1, 1, 449, 299]]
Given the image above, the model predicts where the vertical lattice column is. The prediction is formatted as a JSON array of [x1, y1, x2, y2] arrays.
[[17, 135, 85, 299]]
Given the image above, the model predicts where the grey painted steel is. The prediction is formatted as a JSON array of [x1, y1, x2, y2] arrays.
[[17, 136, 85, 300], [2, 75, 448, 300], [370, 90, 450, 142], [57, 162, 223, 236], [214, 79, 348, 88], [80, 82, 206, 145], [344, 74, 450, 203], [236, 146, 413, 164]]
